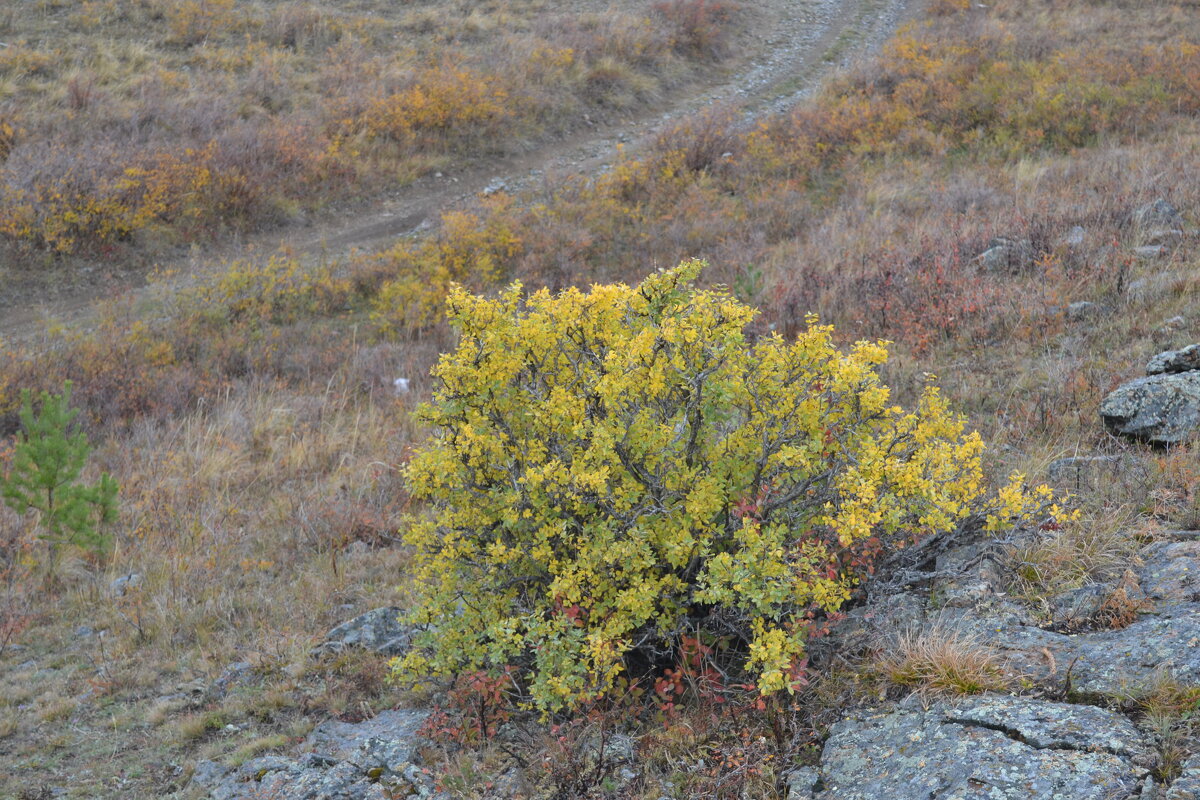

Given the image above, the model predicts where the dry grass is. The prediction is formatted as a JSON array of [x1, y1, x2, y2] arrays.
[[1007, 508, 1144, 600], [1118, 671, 1200, 783], [0, 0, 746, 260], [1, 0, 1199, 796], [0, 361, 420, 796], [873, 623, 1010, 699]]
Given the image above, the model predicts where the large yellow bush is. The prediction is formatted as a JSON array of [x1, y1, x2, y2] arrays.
[[395, 262, 1056, 711]]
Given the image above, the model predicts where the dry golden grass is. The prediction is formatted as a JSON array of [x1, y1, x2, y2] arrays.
[[1007, 508, 1143, 601], [873, 624, 1010, 699]]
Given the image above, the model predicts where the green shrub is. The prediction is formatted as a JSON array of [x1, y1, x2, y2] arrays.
[[395, 261, 1060, 711], [1, 381, 118, 562]]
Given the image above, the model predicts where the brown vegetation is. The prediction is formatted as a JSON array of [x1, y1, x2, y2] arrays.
[[2, 0, 1200, 797], [0, 0, 744, 259]]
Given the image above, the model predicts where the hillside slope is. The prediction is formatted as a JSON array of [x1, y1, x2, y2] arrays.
[[2, 0, 1200, 798]]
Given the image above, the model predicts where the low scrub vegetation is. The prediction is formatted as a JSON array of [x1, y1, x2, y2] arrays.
[[396, 262, 1061, 711], [2, 0, 1200, 797], [0, 0, 744, 260]]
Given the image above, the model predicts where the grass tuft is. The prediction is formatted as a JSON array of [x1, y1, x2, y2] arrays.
[[874, 624, 1009, 699]]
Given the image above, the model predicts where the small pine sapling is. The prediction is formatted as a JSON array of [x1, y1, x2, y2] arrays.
[[1, 381, 118, 563]]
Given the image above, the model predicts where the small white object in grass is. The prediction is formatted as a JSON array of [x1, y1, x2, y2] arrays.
[[393, 377, 411, 395]]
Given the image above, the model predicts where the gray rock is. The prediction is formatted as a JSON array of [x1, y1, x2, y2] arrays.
[[312, 607, 412, 657], [298, 752, 340, 769], [1139, 541, 1200, 603], [977, 237, 1036, 273], [1100, 371, 1200, 445], [932, 542, 1007, 609], [482, 177, 507, 196], [815, 695, 1151, 799], [1068, 301, 1113, 321], [785, 766, 820, 800], [943, 540, 1200, 695], [1161, 316, 1189, 333], [1128, 278, 1152, 298], [943, 695, 1155, 767], [211, 661, 254, 697], [1135, 245, 1168, 260], [1049, 584, 1109, 631], [1046, 455, 1147, 494], [305, 709, 430, 773], [983, 604, 1200, 695], [235, 756, 295, 782], [1147, 344, 1200, 376], [252, 760, 384, 800], [1131, 199, 1184, 232], [1062, 225, 1088, 248], [109, 573, 143, 597], [191, 760, 231, 789], [577, 730, 636, 765], [1145, 229, 1184, 246], [1070, 606, 1200, 694], [490, 767, 529, 798], [1167, 755, 1200, 800], [191, 710, 431, 800], [401, 763, 436, 797]]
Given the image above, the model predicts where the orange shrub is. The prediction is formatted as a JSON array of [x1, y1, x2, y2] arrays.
[[369, 200, 523, 337], [358, 67, 513, 150], [165, 0, 241, 46]]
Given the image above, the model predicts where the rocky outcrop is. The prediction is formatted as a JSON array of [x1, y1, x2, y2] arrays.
[[190, 709, 437, 800], [109, 572, 143, 597], [976, 237, 1036, 273], [1101, 346, 1200, 445], [1128, 199, 1185, 234], [790, 695, 1153, 800], [981, 602, 1200, 695], [820, 527, 1200, 711], [311, 607, 412, 658], [1148, 344, 1200, 376], [1066, 301, 1112, 322], [1168, 756, 1200, 800], [1139, 540, 1200, 603], [920, 531, 1200, 695]]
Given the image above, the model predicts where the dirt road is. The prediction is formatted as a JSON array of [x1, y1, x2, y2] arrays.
[[0, 0, 917, 344]]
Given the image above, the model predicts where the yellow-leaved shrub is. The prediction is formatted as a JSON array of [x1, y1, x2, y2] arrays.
[[395, 261, 1062, 711]]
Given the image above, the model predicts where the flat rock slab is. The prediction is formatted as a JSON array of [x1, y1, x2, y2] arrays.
[[1140, 541, 1200, 603], [192, 709, 433, 800], [940, 696, 1153, 767], [306, 709, 429, 773], [811, 695, 1152, 800], [979, 604, 1200, 696]]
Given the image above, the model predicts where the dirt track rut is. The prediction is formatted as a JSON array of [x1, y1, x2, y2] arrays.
[[0, 0, 918, 344]]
